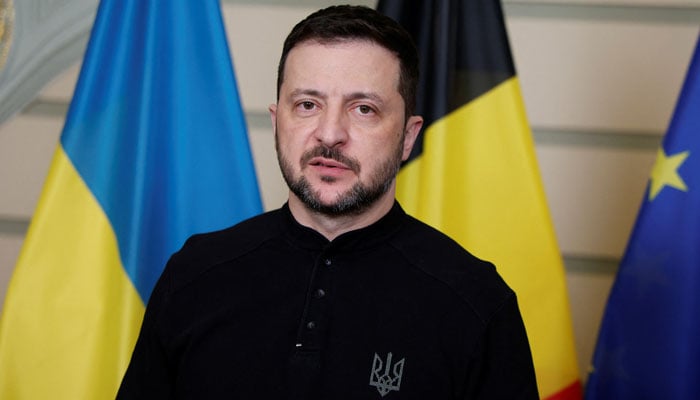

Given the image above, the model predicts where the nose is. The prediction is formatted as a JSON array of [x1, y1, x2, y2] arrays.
[[314, 105, 349, 148]]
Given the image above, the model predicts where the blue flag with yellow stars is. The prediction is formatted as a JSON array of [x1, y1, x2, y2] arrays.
[[585, 35, 700, 399]]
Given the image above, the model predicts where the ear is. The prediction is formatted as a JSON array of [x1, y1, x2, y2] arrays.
[[269, 103, 278, 136], [401, 115, 423, 161]]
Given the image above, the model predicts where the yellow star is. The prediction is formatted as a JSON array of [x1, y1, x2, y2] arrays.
[[648, 148, 690, 201]]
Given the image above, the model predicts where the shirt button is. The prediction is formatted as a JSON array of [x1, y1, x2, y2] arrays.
[[306, 321, 316, 330], [324, 258, 332, 266], [314, 289, 326, 299]]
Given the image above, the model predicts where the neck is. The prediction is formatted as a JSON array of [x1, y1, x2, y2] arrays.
[[287, 190, 396, 241]]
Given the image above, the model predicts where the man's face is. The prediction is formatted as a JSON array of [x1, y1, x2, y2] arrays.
[[270, 39, 422, 216]]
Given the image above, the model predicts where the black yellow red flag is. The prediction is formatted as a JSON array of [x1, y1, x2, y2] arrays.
[[377, 1, 582, 398]]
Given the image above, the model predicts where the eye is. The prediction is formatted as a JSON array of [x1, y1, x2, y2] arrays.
[[356, 104, 375, 115], [299, 101, 316, 111], [294, 100, 318, 113]]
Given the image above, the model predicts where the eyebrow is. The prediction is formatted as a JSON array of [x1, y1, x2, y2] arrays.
[[288, 89, 385, 106], [289, 88, 325, 99], [345, 91, 385, 106]]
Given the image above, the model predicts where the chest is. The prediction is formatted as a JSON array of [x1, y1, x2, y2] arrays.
[[161, 249, 477, 399]]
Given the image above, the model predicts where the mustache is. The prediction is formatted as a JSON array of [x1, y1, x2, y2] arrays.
[[301, 146, 361, 174]]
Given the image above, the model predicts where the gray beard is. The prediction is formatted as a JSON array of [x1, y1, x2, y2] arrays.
[[276, 140, 404, 217]]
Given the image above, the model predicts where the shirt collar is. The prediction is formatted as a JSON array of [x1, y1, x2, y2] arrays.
[[280, 201, 407, 252]]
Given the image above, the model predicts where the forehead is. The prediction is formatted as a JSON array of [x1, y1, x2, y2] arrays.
[[281, 39, 401, 96]]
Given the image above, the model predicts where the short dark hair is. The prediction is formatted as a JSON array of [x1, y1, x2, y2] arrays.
[[276, 5, 419, 118]]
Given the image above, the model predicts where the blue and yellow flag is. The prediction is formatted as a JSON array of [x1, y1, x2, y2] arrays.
[[377, 1, 581, 398], [0, 0, 262, 398], [585, 35, 700, 399]]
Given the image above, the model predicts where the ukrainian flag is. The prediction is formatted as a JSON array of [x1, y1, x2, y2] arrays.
[[377, 1, 582, 398], [0, 1, 262, 398]]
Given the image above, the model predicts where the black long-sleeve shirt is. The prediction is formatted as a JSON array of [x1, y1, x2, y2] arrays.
[[117, 202, 538, 399]]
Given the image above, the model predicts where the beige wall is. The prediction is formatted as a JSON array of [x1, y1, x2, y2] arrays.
[[1, 0, 698, 385]]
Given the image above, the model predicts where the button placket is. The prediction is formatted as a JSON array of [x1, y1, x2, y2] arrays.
[[296, 252, 334, 350]]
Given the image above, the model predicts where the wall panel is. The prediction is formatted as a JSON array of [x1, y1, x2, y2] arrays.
[[1, 0, 699, 384], [0, 115, 63, 219], [507, 12, 698, 133], [537, 139, 657, 257]]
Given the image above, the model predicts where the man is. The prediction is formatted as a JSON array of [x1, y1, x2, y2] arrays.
[[118, 5, 538, 399]]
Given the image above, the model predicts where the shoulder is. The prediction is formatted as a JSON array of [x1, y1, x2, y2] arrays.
[[159, 208, 283, 292], [182, 209, 281, 260], [391, 214, 515, 324]]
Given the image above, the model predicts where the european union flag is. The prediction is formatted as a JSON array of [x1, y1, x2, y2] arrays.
[[585, 35, 700, 399]]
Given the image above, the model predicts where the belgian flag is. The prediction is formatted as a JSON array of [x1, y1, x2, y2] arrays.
[[377, 1, 582, 398]]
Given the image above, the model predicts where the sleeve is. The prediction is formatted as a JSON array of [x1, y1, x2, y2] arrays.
[[461, 294, 540, 399], [116, 260, 176, 399]]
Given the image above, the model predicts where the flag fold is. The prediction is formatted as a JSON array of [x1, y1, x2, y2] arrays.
[[0, 0, 262, 398], [585, 35, 700, 400]]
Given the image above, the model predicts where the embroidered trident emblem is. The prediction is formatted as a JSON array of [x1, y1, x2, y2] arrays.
[[369, 352, 405, 397]]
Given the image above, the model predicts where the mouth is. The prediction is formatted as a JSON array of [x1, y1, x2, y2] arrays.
[[300, 146, 361, 175], [309, 157, 350, 170]]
